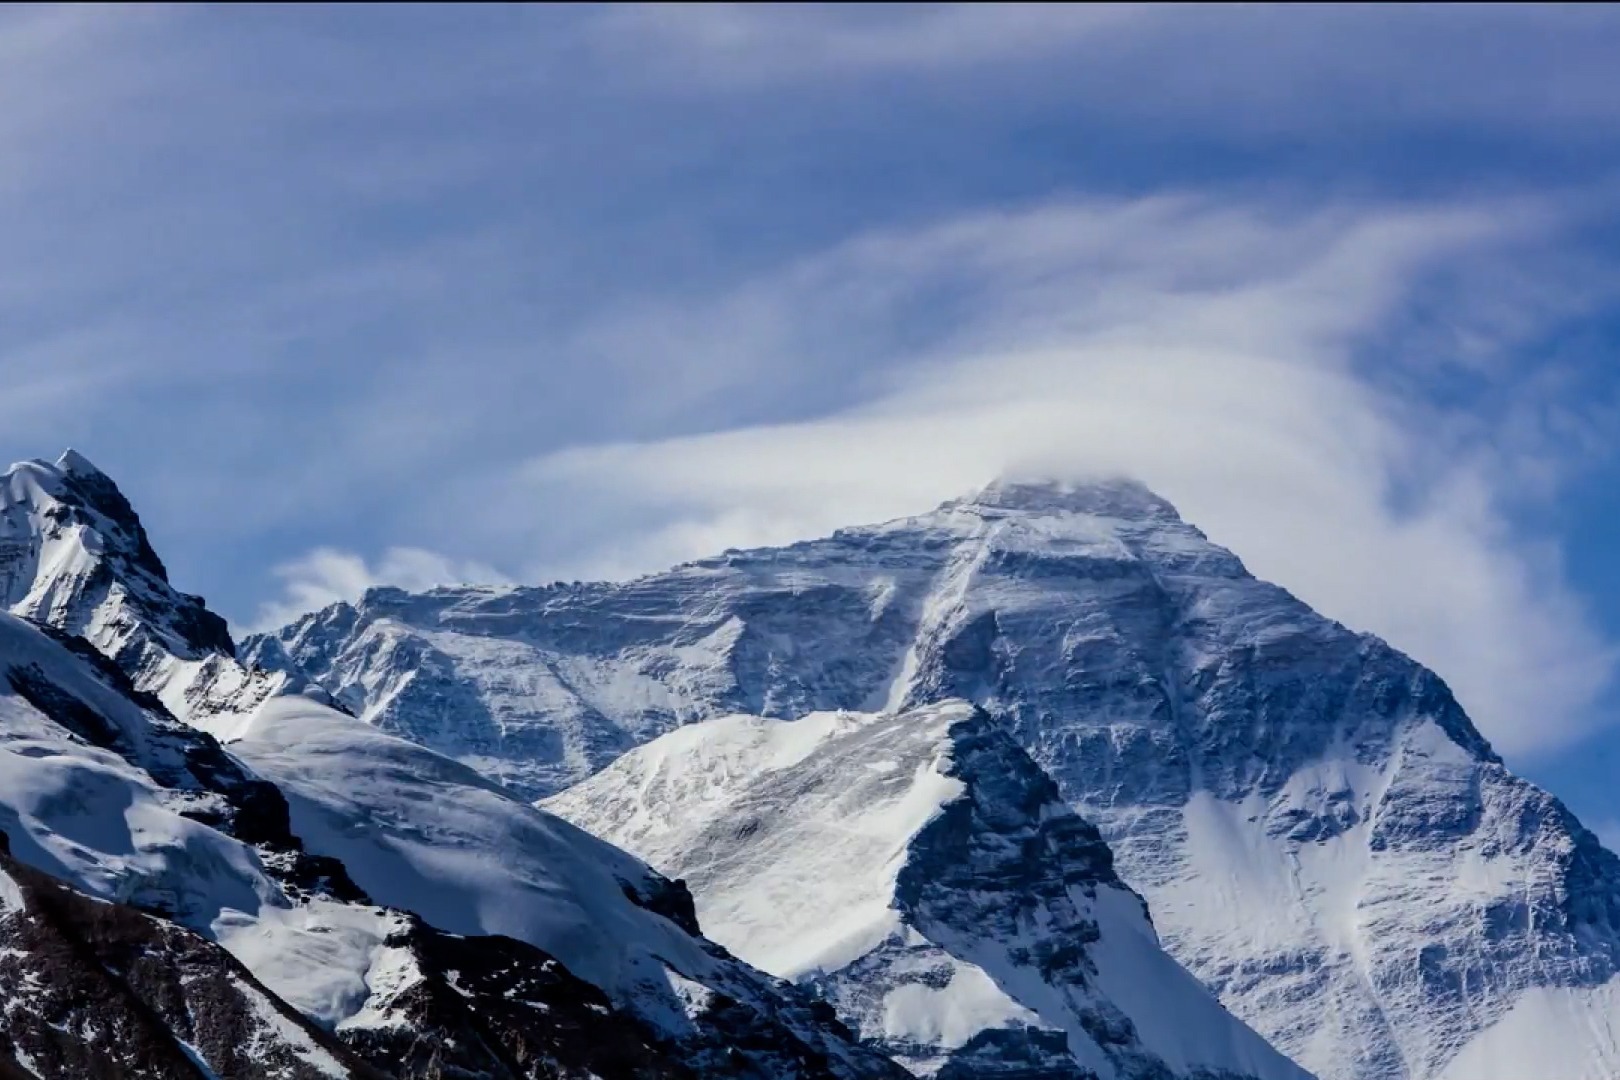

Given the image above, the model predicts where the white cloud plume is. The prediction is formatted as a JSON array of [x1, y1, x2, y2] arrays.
[[519, 194, 1618, 760]]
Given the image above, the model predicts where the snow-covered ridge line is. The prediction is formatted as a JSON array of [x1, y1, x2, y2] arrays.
[[0, 450, 313, 732]]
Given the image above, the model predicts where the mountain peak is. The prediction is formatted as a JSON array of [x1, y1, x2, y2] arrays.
[[54, 447, 106, 479], [2, 452, 237, 667], [948, 474, 1183, 523]]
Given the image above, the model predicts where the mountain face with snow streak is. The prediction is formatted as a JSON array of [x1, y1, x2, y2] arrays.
[[262, 478, 1620, 1080], [0, 455, 916, 1080], [546, 700, 1313, 1080]]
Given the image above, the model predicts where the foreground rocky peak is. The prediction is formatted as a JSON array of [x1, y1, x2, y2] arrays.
[[0, 451, 305, 727], [548, 700, 1311, 1080], [0, 451, 232, 658], [259, 477, 1620, 1080]]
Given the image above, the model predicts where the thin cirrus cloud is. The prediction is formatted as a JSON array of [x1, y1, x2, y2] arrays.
[[598, 3, 1620, 135], [506, 192, 1619, 761]]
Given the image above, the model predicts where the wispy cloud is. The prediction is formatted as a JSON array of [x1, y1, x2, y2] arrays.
[[516, 193, 1619, 760], [596, 3, 1620, 138], [248, 546, 512, 635], [592, 4, 1148, 79]]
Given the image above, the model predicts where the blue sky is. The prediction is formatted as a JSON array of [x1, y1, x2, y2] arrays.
[[5, 4, 1620, 828]]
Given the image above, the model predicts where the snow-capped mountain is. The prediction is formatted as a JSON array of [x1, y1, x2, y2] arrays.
[[1, 450, 296, 729], [0, 452, 914, 1080], [262, 477, 1620, 1080], [547, 699, 1311, 1080]]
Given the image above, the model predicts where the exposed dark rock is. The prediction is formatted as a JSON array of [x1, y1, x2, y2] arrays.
[[0, 837, 382, 1080]]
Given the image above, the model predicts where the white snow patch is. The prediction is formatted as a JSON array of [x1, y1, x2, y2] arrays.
[[0, 866, 23, 915], [1437, 978, 1620, 1080], [214, 900, 402, 1030], [881, 961, 1040, 1052], [337, 941, 424, 1032], [665, 966, 715, 1021]]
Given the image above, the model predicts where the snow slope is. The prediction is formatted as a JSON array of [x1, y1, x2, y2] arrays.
[[264, 478, 1620, 1080], [547, 700, 1312, 1080], [226, 694, 911, 1079], [0, 612, 397, 1027], [0, 610, 395, 1076]]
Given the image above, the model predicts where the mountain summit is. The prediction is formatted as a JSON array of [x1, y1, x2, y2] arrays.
[[0, 451, 290, 729], [947, 476, 1184, 522], [259, 477, 1620, 1080], [1, 451, 231, 656]]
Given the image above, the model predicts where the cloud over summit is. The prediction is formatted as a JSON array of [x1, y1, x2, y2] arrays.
[[519, 194, 1616, 759]]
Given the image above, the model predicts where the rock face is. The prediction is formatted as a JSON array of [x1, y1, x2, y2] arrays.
[[263, 477, 1620, 1080], [547, 700, 1312, 1080], [0, 454, 914, 1080], [0, 832, 381, 1080]]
